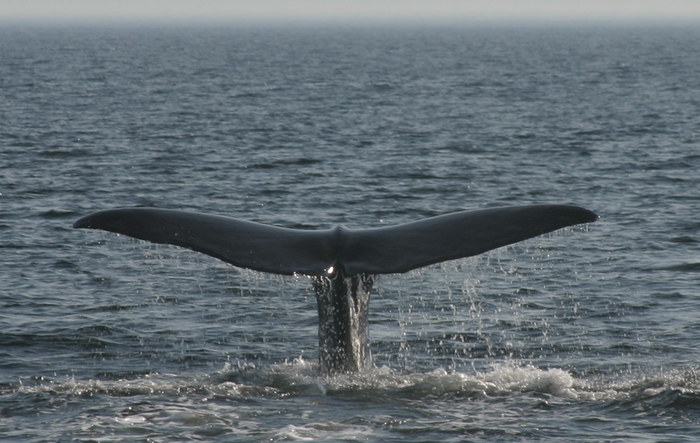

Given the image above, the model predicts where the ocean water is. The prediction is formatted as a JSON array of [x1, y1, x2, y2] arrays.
[[1, 24, 699, 441]]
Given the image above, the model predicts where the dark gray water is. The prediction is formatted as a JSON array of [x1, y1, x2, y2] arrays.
[[1, 25, 699, 441]]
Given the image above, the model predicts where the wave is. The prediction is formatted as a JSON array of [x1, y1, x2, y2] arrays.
[[9, 361, 698, 408]]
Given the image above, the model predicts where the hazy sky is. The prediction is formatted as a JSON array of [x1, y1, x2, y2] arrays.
[[2, 0, 700, 25]]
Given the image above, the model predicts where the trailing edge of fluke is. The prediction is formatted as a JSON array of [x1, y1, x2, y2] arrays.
[[73, 204, 598, 278]]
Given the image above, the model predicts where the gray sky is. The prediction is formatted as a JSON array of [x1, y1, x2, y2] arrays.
[[2, 0, 700, 25]]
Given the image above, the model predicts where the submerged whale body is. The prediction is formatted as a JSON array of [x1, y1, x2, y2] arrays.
[[74, 204, 598, 374]]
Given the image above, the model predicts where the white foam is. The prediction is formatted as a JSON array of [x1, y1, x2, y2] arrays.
[[260, 360, 580, 399], [13, 362, 699, 404]]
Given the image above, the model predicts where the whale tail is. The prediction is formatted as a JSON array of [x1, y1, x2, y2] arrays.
[[73, 204, 598, 374], [73, 204, 598, 276]]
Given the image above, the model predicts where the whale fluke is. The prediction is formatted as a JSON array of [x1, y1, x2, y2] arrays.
[[73, 204, 598, 374], [73, 205, 597, 277]]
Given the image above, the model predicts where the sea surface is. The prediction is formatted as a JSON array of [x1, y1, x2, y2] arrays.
[[1, 24, 699, 441]]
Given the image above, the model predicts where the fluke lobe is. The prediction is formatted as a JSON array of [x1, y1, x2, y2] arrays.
[[74, 204, 598, 374]]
